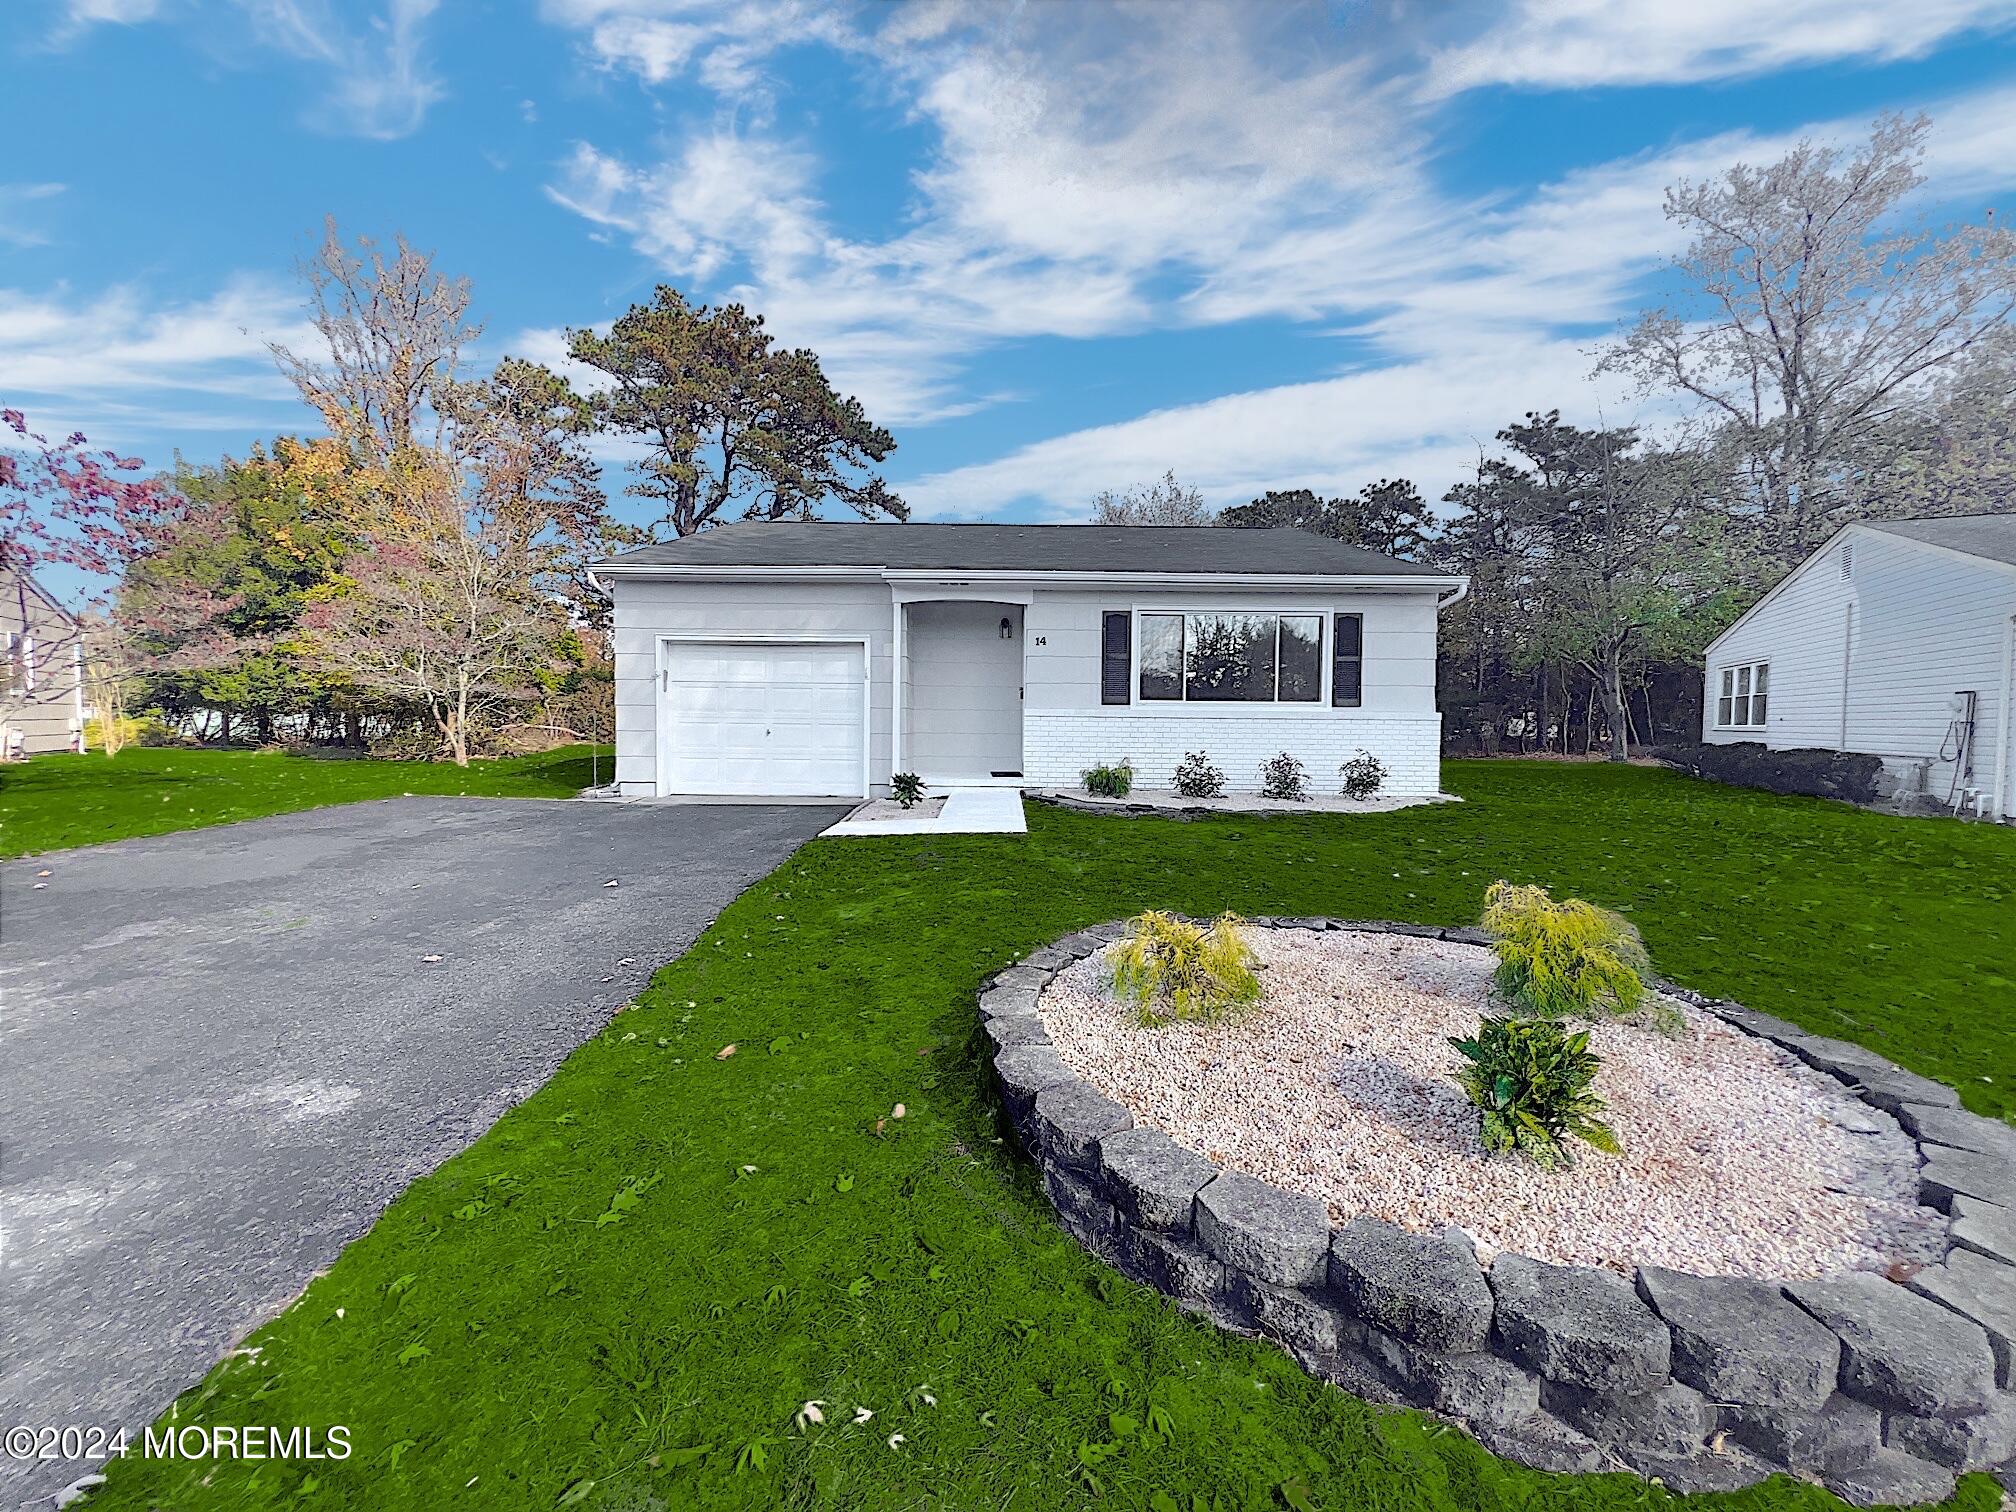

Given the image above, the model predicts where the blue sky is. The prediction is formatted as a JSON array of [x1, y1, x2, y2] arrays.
[[7, 0, 2016, 542]]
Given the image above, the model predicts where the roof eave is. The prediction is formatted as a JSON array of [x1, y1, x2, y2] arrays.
[[588, 561, 1466, 592]]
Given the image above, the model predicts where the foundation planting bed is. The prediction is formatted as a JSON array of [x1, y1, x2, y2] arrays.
[[982, 918, 2016, 1506]]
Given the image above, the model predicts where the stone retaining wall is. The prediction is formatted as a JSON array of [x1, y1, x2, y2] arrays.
[[982, 918, 2016, 1507]]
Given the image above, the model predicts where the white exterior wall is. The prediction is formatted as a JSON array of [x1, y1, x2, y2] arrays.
[[612, 577, 893, 795], [1022, 586, 1444, 795], [1704, 530, 2016, 809]]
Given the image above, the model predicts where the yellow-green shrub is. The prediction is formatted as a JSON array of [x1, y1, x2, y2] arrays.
[[1481, 880, 1650, 1019], [85, 713, 174, 752], [1108, 910, 1260, 1025]]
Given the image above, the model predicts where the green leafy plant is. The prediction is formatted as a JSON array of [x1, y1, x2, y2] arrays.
[[1082, 760, 1135, 798], [1481, 880, 1650, 1019], [1448, 1013, 1620, 1168], [1107, 910, 1261, 1025], [1338, 750, 1387, 800], [1258, 752, 1307, 801], [1172, 750, 1226, 798], [890, 772, 926, 809]]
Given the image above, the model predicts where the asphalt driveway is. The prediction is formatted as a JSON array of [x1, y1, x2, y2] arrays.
[[0, 797, 842, 1505]]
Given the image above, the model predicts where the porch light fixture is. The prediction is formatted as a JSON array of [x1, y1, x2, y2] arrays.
[[999, 617, 1014, 640]]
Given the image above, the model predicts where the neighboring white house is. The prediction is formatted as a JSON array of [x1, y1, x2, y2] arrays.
[[590, 522, 1469, 800], [3, 565, 88, 758], [1701, 512, 2016, 818]]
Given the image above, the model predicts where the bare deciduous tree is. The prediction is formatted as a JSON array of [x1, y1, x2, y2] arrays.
[[1601, 114, 2016, 564], [269, 218, 481, 467], [1089, 471, 1211, 525]]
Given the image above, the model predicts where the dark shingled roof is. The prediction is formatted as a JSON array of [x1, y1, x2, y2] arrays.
[[1863, 512, 2016, 569], [594, 521, 1440, 576]]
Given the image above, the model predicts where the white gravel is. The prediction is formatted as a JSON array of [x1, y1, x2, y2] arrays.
[[1038, 929, 1945, 1280], [838, 796, 948, 822]]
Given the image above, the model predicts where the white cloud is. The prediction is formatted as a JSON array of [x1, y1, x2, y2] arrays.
[[1424, 0, 2016, 96], [543, 4, 1428, 422], [543, 0, 861, 97], [233, 0, 443, 139], [0, 183, 67, 248], [0, 279, 319, 430], [898, 333, 1639, 520], [532, 1, 2016, 514], [60, 0, 164, 25]]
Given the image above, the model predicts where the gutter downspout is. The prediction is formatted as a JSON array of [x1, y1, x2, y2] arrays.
[[1994, 611, 2015, 822], [73, 640, 87, 753], [1436, 581, 1471, 611]]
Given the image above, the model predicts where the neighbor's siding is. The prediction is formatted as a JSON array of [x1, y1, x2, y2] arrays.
[[1705, 530, 2016, 803], [1, 575, 85, 757], [611, 578, 893, 796], [1021, 586, 1444, 795]]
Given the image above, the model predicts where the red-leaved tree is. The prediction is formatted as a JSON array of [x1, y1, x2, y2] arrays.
[[1, 409, 189, 750]]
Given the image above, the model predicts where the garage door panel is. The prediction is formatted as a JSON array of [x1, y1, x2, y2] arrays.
[[659, 641, 865, 797]]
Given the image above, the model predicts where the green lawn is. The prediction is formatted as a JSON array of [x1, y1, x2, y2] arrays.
[[88, 763, 2016, 1510], [0, 744, 612, 858]]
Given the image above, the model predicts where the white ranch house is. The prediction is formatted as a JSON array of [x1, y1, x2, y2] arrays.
[[591, 522, 1468, 800], [1702, 512, 2016, 818]]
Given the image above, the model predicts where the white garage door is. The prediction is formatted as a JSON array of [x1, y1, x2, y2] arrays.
[[660, 641, 865, 797]]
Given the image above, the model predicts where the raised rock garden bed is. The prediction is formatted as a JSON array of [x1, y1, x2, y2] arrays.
[[981, 918, 2016, 1506]]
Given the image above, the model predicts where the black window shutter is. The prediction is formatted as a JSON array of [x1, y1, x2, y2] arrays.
[[1331, 613, 1362, 707], [1101, 612, 1131, 704]]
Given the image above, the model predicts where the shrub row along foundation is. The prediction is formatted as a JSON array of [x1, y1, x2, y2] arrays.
[[982, 919, 2016, 1508]]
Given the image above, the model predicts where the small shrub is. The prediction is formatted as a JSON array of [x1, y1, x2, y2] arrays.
[[87, 713, 180, 753], [1108, 910, 1260, 1025], [1482, 880, 1649, 1019], [1338, 749, 1386, 800], [1258, 751, 1307, 801], [1082, 759, 1134, 798], [1172, 750, 1226, 798], [1448, 1013, 1619, 1169], [890, 772, 926, 809]]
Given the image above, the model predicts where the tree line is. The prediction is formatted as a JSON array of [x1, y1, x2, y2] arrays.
[[4, 113, 2010, 765], [4, 224, 912, 763], [1096, 114, 2016, 758]]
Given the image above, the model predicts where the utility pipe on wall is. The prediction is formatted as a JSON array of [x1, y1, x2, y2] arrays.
[[1994, 612, 2015, 822]]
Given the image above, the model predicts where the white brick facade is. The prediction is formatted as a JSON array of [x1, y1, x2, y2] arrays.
[[1024, 710, 1443, 795]]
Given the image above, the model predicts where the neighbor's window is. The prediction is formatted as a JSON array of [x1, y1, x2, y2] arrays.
[[1137, 612, 1323, 703], [1716, 661, 1769, 728]]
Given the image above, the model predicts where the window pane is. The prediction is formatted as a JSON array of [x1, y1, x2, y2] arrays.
[[1139, 614, 1183, 700], [1734, 694, 1750, 726], [1186, 613, 1276, 701], [1279, 615, 1321, 701], [1753, 663, 1769, 695], [1736, 665, 1751, 697], [1717, 696, 1733, 725], [1751, 694, 1768, 725], [1720, 667, 1733, 697]]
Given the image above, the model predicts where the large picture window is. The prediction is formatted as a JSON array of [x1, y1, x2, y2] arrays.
[[1716, 661, 1769, 729], [1137, 612, 1323, 703]]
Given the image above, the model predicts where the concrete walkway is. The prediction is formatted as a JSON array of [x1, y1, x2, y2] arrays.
[[821, 786, 1028, 837], [0, 796, 841, 1506]]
